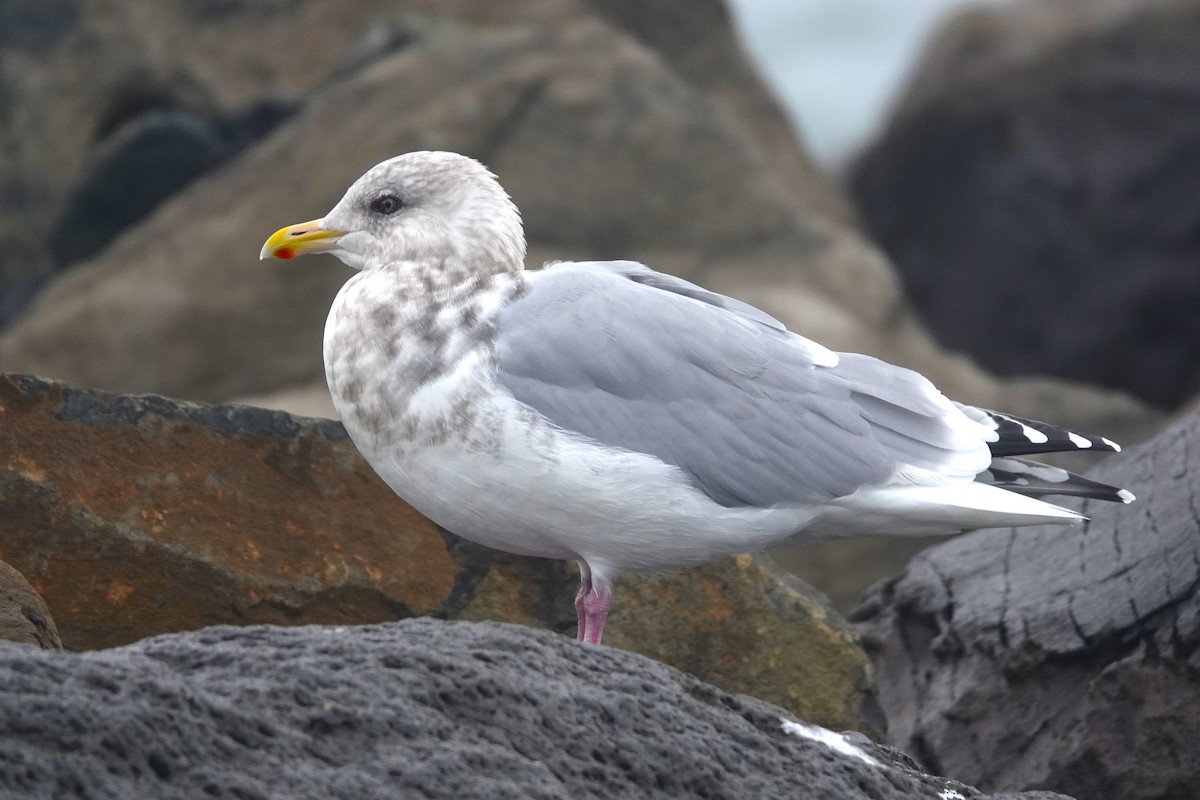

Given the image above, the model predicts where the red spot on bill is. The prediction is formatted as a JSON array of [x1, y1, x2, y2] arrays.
[[275, 247, 296, 260]]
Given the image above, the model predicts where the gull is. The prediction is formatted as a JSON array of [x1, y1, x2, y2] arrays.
[[260, 151, 1133, 645]]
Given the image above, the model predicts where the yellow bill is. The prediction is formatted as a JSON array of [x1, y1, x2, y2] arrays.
[[259, 219, 346, 260]]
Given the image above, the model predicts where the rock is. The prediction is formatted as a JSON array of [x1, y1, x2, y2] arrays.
[[0, 618, 1070, 800], [770, 535, 951, 614], [0, 561, 60, 649], [46, 101, 296, 274], [0, 0, 77, 48], [853, 401, 1200, 797], [850, 2, 1200, 408], [610, 554, 868, 721], [579, 0, 855, 223], [46, 110, 233, 272], [0, 373, 879, 734], [887, 0, 1200, 119], [0, 373, 451, 646], [0, 0, 832, 322]]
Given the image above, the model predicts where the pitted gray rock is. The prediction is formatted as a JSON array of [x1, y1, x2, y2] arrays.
[[0, 619, 1064, 799]]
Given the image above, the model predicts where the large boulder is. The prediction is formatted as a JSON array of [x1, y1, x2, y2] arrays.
[[854, 401, 1200, 798], [850, 1, 1200, 408], [0, 618, 1073, 800], [0, 372, 880, 735]]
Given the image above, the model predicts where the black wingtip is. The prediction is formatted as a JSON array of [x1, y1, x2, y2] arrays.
[[976, 408, 1123, 457]]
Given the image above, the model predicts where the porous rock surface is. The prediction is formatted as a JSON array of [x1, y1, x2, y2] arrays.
[[0, 372, 879, 734], [0, 618, 1071, 800], [854, 403, 1200, 799]]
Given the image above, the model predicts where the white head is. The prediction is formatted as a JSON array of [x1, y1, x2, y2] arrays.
[[260, 151, 525, 274]]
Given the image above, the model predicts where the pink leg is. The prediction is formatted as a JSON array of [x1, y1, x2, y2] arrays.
[[574, 568, 592, 642], [580, 580, 612, 645]]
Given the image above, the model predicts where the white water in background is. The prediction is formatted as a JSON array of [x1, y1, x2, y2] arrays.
[[725, 0, 1012, 167]]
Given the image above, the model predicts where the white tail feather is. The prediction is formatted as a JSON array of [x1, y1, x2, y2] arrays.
[[802, 482, 1083, 539]]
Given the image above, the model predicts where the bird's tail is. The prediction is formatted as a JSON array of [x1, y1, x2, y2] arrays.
[[954, 404, 1134, 504]]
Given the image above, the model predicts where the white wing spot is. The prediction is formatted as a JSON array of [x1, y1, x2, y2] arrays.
[[780, 719, 882, 767], [1067, 432, 1092, 448], [1018, 422, 1049, 444], [939, 790, 966, 800], [1101, 437, 1122, 452]]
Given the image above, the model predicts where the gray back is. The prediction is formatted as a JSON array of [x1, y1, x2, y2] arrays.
[[494, 262, 910, 507]]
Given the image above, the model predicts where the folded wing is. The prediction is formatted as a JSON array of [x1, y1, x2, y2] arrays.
[[493, 261, 993, 508]]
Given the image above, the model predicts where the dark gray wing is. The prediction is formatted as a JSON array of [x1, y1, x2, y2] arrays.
[[493, 262, 912, 507]]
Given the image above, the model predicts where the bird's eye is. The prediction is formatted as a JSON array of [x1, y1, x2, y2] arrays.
[[370, 194, 403, 215]]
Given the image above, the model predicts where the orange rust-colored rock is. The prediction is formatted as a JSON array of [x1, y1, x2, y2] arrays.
[[0, 373, 458, 650], [606, 555, 883, 737]]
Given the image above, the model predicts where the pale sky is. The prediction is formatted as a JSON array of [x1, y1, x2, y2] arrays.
[[725, 0, 1011, 166]]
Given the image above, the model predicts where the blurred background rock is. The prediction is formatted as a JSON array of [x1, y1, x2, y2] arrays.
[[0, 1, 1188, 613]]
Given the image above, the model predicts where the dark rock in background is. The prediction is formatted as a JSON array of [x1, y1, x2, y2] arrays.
[[850, 2, 1200, 408], [0, 618, 1069, 800], [46, 110, 234, 272], [854, 397, 1200, 798], [45, 100, 296, 279], [0, 0, 77, 47], [0, 372, 880, 735], [0, 561, 60, 649]]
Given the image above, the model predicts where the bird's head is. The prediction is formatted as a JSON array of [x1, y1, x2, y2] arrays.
[[260, 151, 525, 273]]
